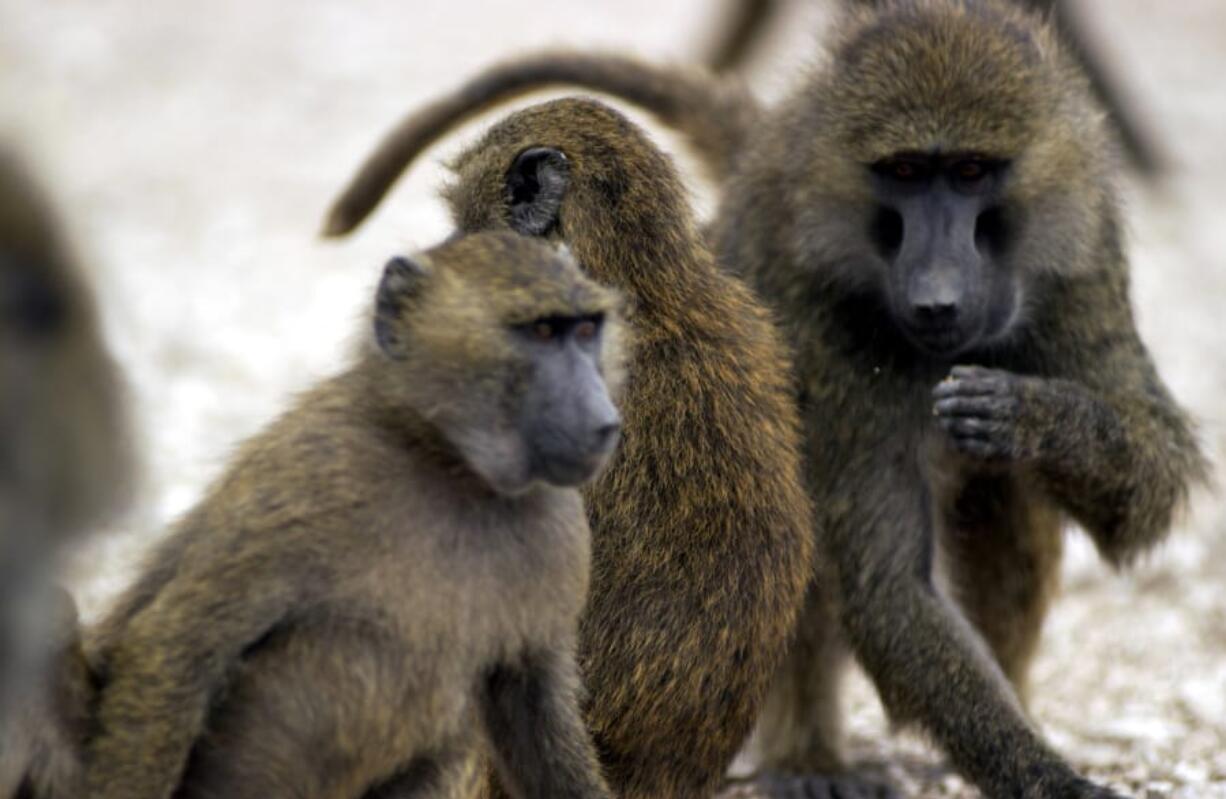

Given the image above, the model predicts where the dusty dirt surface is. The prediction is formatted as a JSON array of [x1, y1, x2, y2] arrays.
[[2, 0, 1222, 796]]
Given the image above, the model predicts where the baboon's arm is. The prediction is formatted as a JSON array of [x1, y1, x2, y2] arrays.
[[85, 556, 299, 799], [480, 644, 611, 799], [935, 265, 1208, 566], [801, 348, 1114, 798], [1036, 271, 1207, 563], [821, 440, 1108, 798]]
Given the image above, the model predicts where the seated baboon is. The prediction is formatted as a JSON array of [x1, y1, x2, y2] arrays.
[[326, 97, 815, 799], [82, 231, 625, 799]]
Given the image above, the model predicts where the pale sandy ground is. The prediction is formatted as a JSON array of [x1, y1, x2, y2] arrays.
[[0, 0, 1222, 796]]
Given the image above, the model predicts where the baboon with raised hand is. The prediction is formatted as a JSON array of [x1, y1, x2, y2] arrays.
[[83, 231, 624, 799], [712, 11, 1205, 794], [326, 97, 815, 799]]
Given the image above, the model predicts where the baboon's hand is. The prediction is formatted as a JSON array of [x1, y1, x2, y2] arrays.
[[932, 365, 1048, 463]]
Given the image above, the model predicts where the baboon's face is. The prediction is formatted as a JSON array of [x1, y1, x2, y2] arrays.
[[1, 250, 69, 500], [865, 152, 1020, 357], [788, 1, 1081, 358], [0, 204, 129, 546], [0, 171, 130, 713], [375, 233, 623, 496], [500, 311, 622, 490]]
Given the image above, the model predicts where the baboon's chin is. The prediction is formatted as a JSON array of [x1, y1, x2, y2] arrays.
[[905, 327, 976, 360], [536, 453, 607, 489]]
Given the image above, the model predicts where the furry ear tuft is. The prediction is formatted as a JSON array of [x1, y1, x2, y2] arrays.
[[374, 255, 429, 359]]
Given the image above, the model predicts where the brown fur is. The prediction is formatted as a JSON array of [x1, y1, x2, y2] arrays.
[[708, 0, 1162, 173], [326, 98, 815, 799], [1020, 0, 1161, 172], [322, 53, 757, 238], [80, 231, 622, 799], [0, 149, 132, 799]]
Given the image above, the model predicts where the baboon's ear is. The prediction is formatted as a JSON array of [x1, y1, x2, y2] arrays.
[[506, 147, 569, 237], [375, 255, 428, 359]]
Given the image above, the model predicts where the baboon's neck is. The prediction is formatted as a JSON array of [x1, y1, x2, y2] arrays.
[[340, 355, 449, 453]]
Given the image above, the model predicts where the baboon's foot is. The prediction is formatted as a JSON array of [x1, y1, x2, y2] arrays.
[[720, 771, 900, 799]]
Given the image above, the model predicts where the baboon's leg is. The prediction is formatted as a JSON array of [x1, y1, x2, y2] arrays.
[[363, 750, 475, 799], [753, 589, 845, 774], [731, 590, 901, 799], [940, 475, 1063, 704]]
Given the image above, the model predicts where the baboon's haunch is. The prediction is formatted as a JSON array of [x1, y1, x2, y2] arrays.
[[83, 231, 623, 799], [327, 98, 815, 799]]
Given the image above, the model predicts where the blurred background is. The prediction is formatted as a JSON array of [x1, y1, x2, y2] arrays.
[[1, 0, 1222, 796]]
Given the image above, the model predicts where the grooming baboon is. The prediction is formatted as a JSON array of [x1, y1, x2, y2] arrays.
[[0, 149, 131, 798], [326, 2, 1208, 797], [706, 0, 1163, 174], [83, 231, 623, 799], [326, 98, 814, 799]]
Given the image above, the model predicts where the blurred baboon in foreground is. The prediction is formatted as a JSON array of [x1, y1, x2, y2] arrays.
[[0, 149, 132, 798], [325, 1, 1207, 796], [327, 97, 814, 799], [83, 231, 623, 799], [705, 0, 1163, 174]]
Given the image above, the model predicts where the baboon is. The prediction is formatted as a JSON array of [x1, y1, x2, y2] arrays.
[[82, 231, 624, 799], [712, 13, 1205, 793], [325, 2, 1207, 797], [326, 98, 814, 799], [0, 149, 132, 798], [706, 0, 1163, 174]]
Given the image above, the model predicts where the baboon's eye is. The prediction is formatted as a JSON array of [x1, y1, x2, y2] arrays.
[[950, 157, 1007, 194], [953, 160, 992, 190], [517, 315, 600, 344], [956, 160, 986, 181], [873, 158, 929, 184], [574, 316, 601, 342]]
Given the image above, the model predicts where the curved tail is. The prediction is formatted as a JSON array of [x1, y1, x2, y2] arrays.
[[705, 0, 782, 72], [322, 51, 759, 237]]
